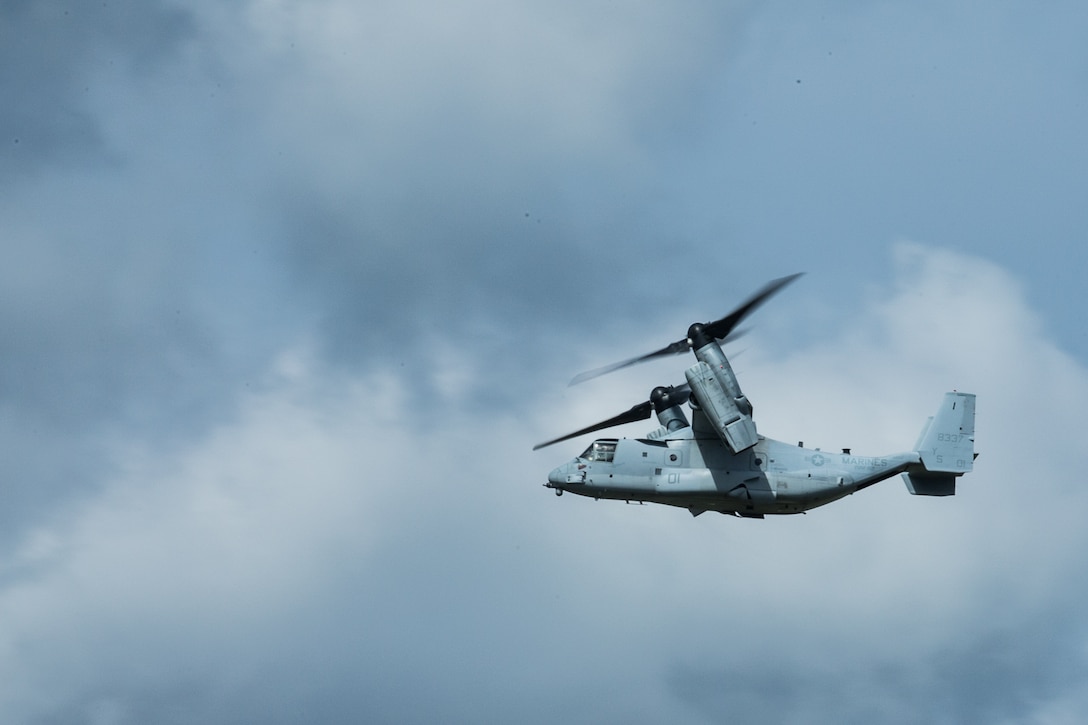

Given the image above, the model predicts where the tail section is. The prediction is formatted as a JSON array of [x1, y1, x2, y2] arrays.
[[904, 392, 976, 496]]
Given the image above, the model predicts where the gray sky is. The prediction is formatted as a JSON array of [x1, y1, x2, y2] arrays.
[[2, 1, 1088, 723]]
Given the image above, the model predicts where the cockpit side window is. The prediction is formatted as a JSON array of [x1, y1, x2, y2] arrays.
[[579, 440, 617, 463]]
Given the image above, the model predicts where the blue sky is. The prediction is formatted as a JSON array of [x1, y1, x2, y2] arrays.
[[2, 1, 1088, 723]]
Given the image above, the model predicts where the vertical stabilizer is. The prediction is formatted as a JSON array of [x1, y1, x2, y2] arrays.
[[916, 392, 975, 474], [903, 392, 975, 496]]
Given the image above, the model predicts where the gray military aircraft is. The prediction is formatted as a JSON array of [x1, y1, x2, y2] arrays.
[[534, 275, 976, 518]]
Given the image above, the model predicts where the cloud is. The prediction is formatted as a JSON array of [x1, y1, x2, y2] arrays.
[[1, 245, 1086, 723], [1, 1, 752, 482], [0, 0, 197, 183], [649, 245, 1088, 724], [217, 0, 755, 367], [3, 0, 1088, 721]]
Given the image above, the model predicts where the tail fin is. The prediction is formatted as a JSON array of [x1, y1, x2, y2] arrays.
[[903, 392, 976, 496]]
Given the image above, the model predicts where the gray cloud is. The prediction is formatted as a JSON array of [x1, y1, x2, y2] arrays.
[[0, 0, 197, 182], [2, 1, 1088, 722], [0, 2, 279, 532], [2, 246, 1087, 724]]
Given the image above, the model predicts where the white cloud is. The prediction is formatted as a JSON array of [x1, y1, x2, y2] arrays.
[[4, 1, 1088, 716], [0, 357, 410, 719], [2, 198, 1086, 723], [6, 0, 1088, 719], [213, 0, 745, 210], [529, 243, 1088, 721]]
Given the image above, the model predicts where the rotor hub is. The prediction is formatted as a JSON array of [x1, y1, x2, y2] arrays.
[[650, 386, 672, 412], [686, 322, 712, 351]]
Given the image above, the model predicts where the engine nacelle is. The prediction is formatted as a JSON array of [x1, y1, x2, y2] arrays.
[[651, 385, 689, 433], [690, 338, 751, 415], [685, 360, 759, 452]]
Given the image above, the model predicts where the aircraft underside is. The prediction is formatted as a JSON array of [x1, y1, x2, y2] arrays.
[[550, 480, 857, 517]]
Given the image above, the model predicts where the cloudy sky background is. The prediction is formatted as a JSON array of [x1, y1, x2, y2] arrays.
[[2, 1, 1087, 722]]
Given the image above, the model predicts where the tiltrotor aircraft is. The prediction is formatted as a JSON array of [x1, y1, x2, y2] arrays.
[[534, 275, 976, 518]]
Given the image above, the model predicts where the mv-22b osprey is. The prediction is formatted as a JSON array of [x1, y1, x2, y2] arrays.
[[534, 275, 976, 518]]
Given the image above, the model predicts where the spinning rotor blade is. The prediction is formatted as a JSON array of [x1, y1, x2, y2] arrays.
[[567, 346, 685, 387], [567, 330, 748, 386], [532, 401, 652, 451], [532, 384, 690, 451], [568, 273, 802, 386], [702, 273, 803, 340]]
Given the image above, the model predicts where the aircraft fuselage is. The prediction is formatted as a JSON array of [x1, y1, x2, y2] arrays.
[[545, 434, 920, 517]]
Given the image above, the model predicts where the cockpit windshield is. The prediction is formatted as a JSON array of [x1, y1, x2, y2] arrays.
[[579, 440, 617, 463]]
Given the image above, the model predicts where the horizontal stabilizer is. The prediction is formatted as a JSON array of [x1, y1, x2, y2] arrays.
[[902, 471, 956, 496]]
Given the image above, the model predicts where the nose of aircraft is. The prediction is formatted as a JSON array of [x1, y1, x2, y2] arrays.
[[545, 460, 587, 496]]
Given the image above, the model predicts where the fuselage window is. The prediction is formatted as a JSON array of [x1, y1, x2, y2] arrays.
[[580, 440, 617, 463]]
